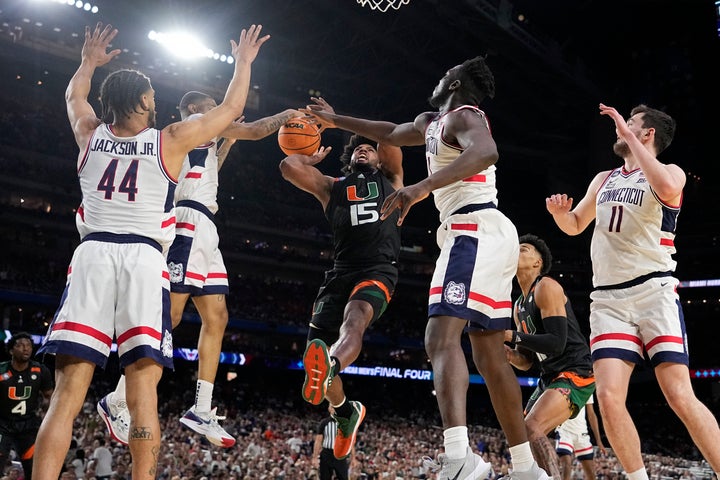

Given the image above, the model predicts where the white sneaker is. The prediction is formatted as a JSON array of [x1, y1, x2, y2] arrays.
[[179, 406, 236, 447], [508, 462, 551, 480], [423, 447, 492, 480], [97, 393, 130, 446]]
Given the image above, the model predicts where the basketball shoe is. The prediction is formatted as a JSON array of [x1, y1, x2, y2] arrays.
[[97, 393, 130, 446], [507, 462, 551, 480], [333, 400, 366, 460], [302, 339, 334, 405], [422, 447, 493, 480], [180, 406, 236, 447]]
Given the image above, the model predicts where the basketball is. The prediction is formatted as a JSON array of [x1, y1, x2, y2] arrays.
[[278, 117, 321, 156]]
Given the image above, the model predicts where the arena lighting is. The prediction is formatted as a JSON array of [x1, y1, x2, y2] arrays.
[[29, 0, 99, 14], [678, 278, 720, 288], [13, 336, 720, 382], [147, 29, 234, 64]]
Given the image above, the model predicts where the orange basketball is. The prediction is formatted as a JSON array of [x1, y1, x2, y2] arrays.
[[278, 117, 321, 156]]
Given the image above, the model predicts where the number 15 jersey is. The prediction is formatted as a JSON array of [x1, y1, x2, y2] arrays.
[[326, 170, 401, 269], [591, 167, 680, 288]]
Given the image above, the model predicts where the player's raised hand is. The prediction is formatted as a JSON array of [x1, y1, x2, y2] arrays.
[[300, 97, 337, 130], [232, 24, 270, 64], [599, 103, 633, 140], [82, 22, 121, 67], [545, 194, 573, 215], [380, 183, 429, 226], [304, 146, 332, 165]]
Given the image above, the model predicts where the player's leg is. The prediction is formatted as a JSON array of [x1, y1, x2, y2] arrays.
[[178, 292, 235, 447], [124, 358, 163, 480], [190, 293, 228, 409], [579, 458, 597, 480], [644, 280, 720, 475], [523, 388, 576, 478], [302, 271, 349, 406], [170, 291, 192, 329], [327, 274, 393, 407], [558, 454, 574, 480], [32, 355, 94, 480], [655, 362, 720, 472], [592, 358, 640, 473], [0, 432, 12, 477], [589, 286, 646, 478]]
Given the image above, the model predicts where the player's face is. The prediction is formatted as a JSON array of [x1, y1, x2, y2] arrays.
[[145, 88, 157, 128], [518, 243, 542, 273], [351, 144, 379, 171], [613, 112, 645, 158], [429, 65, 460, 108], [193, 97, 218, 115], [10, 338, 33, 362]]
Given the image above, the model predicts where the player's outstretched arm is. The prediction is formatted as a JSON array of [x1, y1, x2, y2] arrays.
[[164, 25, 270, 165], [279, 146, 335, 209], [225, 109, 301, 141], [301, 96, 425, 147], [66, 22, 121, 150]]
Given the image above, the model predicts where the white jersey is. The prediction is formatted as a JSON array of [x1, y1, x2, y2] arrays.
[[591, 167, 680, 287], [174, 113, 220, 213], [76, 124, 177, 253], [425, 105, 498, 223], [558, 395, 593, 436]]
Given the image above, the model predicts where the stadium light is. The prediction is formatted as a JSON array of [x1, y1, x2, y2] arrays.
[[147, 30, 211, 59], [147, 30, 235, 64], [29, 0, 100, 14]]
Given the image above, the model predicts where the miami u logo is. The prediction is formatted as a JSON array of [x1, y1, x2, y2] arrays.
[[8, 386, 32, 400], [346, 182, 379, 201]]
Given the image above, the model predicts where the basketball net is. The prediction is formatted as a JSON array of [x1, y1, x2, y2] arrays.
[[356, 0, 410, 13]]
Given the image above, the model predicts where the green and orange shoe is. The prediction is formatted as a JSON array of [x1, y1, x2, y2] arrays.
[[333, 400, 366, 460], [302, 339, 334, 405]]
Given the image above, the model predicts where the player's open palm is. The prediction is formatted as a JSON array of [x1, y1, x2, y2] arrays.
[[381, 183, 429, 226], [306, 146, 332, 165], [545, 194, 573, 215], [301, 97, 337, 130], [82, 22, 121, 68], [232, 24, 270, 64]]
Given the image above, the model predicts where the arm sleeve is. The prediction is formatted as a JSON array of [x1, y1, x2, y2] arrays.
[[513, 315, 567, 356]]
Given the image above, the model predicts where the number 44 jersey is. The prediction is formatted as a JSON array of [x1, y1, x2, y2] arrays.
[[75, 125, 177, 254]]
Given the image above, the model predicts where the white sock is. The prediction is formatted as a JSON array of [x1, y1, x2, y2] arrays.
[[627, 468, 649, 480], [195, 379, 214, 413], [443, 426, 469, 459], [509, 442, 534, 472], [113, 375, 127, 403]]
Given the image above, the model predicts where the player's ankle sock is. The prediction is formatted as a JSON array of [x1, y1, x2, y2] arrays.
[[332, 397, 353, 418], [627, 468, 649, 480], [509, 442, 534, 472], [443, 425, 469, 459], [113, 375, 127, 403], [195, 379, 214, 413], [330, 356, 341, 377]]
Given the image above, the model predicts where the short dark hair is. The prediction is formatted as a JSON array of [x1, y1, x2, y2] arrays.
[[339, 134, 376, 175], [99, 69, 152, 123], [7, 332, 33, 351], [457, 56, 496, 104], [179, 91, 213, 118], [630, 104, 676, 154], [519, 234, 553, 275]]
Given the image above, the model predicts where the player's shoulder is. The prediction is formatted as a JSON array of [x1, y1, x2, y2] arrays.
[[535, 275, 565, 299]]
